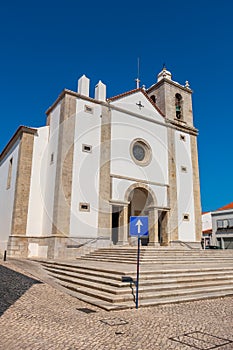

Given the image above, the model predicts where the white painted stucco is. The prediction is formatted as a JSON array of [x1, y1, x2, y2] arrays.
[[111, 91, 165, 122], [202, 212, 212, 232], [110, 94, 168, 187], [0, 139, 20, 252], [108, 93, 170, 234], [26, 126, 49, 236], [42, 103, 61, 235], [175, 131, 195, 241], [69, 99, 102, 238]]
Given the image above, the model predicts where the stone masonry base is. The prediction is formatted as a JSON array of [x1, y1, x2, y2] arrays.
[[7, 235, 112, 260]]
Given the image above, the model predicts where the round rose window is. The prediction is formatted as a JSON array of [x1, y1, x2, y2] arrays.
[[133, 143, 146, 161], [130, 139, 152, 166]]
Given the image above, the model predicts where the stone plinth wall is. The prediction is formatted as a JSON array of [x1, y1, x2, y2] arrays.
[[7, 235, 112, 259]]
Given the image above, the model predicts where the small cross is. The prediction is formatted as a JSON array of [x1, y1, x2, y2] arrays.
[[136, 101, 144, 110]]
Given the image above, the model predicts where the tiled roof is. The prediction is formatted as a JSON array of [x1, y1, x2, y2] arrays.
[[202, 229, 212, 234], [108, 88, 165, 117], [216, 202, 233, 211], [107, 88, 141, 102]]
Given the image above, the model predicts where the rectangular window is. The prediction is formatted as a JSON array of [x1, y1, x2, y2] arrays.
[[79, 203, 90, 212], [50, 153, 54, 164], [82, 144, 92, 153], [181, 166, 187, 173], [84, 105, 93, 114], [183, 213, 190, 221], [217, 220, 223, 229], [7, 158, 13, 189], [228, 219, 233, 228]]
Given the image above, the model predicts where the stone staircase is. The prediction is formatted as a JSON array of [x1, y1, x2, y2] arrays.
[[40, 247, 233, 310]]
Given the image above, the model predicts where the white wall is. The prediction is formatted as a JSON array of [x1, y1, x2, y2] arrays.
[[112, 91, 165, 121], [202, 212, 212, 232], [69, 99, 101, 238], [110, 92, 168, 207], [42, 103, 61, 235], [26, 126, 49, 236], [175, 131, 195, 241], [0, 139, 20, 252]]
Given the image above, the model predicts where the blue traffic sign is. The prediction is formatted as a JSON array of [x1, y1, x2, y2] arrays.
[[130, 216, 149, 237]]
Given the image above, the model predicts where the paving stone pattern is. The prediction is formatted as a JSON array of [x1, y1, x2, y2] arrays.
[[0, 260, 233, 350]]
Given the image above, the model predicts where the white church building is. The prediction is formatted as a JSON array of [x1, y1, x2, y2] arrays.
[[0, 67, 202, 259]]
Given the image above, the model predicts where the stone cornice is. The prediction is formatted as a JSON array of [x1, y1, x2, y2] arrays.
[[111, 174, 169, 188], [46, 89, 199, 136], [165, 118, 199, 136], [109, 199, 130, 206], [46, 89, 102, 115], [0, 126, 37, 163], [147, 78, 193, 94]]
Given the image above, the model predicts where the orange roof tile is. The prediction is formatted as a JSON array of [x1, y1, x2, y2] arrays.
[[202, 229, 212, 234], [217, 202, 233, 211]]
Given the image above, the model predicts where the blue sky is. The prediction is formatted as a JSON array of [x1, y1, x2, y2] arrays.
[[0, 0, 232, 212]]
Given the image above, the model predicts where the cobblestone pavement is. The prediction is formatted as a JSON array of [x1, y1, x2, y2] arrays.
[[0, 260, 233, 350]]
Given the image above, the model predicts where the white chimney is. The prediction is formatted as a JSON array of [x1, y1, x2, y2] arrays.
[[77, 75, 90, 97], [94, 80, 106, 101]]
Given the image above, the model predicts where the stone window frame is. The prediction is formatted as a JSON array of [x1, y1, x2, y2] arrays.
[[183, 213, 190, 221], [6, 157, 13, 189], [50, 152, 54, 164], [150, 95, 156, 103], [82, 144, 92, 153], [130, 138, 152, 167], [175, 93, 183, 120], [79, 203, 90, 212], [181, 166, 187, 173], [84, 105, 93, 114], [180, 134, 186, 142]]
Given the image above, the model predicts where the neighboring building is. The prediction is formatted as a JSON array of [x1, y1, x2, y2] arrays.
[[202, 211, 212, 246], [202, 203, 233, 249], [0, 67, 202, 259]]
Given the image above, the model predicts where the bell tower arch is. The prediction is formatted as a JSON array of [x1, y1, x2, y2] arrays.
[[147, 66, 194, 126]]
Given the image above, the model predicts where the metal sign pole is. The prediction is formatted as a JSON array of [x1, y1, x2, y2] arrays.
[[135, 235, 140, 309], [129, 216, 148, 309]]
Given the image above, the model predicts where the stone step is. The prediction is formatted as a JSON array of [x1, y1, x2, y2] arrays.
[[54, 283, 233, 311], [42, 261, 233, 279], [57, 278, 233, 304], [86, 250, 233, 255], [82, 251, 233, 257], [39, 249, 233, 311], [137, 289, 233, 309], [81, 256, 233, 265], [44, 265, 233, 286], [44, 266, 124, 287], [83, 251, 233, 257], [81, 254, 233, 261], [50, 270, 233, 296], [42, 264, 123, 281], [41, 260, 128, 276]]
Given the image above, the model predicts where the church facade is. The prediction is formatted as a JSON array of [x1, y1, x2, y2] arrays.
[[0, 67, 202, 259]]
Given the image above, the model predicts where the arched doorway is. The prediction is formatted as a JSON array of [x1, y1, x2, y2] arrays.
[[127, 187, 154, 245], [111, 184, 169, 246]]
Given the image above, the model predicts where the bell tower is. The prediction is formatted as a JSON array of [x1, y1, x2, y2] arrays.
[[146, 67, 202, 246], [147, 67, 194, 127]]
